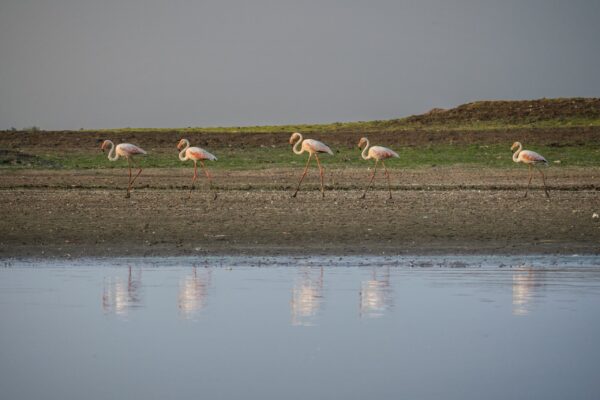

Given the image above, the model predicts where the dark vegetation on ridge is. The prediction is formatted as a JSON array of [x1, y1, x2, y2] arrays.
[[3, 97, 600, 135]]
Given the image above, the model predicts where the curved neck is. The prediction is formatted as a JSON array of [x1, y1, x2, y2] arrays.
[[178, 139, 190, 161], [512, 143, 522, 162], [106, 141, 118, 161], [292, 134, 304, 154], [360, 139, 370, 160]]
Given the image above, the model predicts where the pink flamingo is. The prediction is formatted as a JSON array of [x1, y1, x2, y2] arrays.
[[511, 141, 550, 198], [289, 132, 333, 198], [358, 137, 399, 199], [177, 138, 218, 199], [100, 140, 146, 198]]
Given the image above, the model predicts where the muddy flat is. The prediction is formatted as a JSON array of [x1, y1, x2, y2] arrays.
[[1, 167, 598, 258]]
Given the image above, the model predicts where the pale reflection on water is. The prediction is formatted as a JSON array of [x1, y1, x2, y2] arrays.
[[512, 268, 545, 316], [360, 267, 393, 318], [178, 267, 212, 319], [93, 257, 600, 323], [102, 266, 142, 316], [291, 267, 324, 326]]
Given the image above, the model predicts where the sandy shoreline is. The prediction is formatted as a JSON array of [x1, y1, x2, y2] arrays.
[[1, 167, 598, 258]]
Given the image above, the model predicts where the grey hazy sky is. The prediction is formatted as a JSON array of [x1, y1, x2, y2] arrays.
[[1, 0, 599, 130]]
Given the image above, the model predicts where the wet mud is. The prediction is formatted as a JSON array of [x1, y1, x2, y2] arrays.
[[1, 167, 599, 258]]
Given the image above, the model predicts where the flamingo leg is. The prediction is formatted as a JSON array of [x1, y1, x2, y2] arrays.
[[129, 156, 143, 187], [188, 160, 198, 198], [361, 159, 379, 199], [524, 164, 533, 198], [292, 153, 312, 198], [125, 157, 133, 198], [314, 153, 325, 198], [200, 160, 217, 200], [535, 165, 550, 198], [382, 160, 392, 199]]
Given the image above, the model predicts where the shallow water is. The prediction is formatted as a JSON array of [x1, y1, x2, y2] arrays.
[[1, 255, 600, 400]]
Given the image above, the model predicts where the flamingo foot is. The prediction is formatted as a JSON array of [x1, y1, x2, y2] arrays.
[[213, 192, 218, 200], [125, 192, 131, 198], [291, 192, 298, 198]]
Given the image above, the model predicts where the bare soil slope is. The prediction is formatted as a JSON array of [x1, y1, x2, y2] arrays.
[[406, 98, 600, 125]]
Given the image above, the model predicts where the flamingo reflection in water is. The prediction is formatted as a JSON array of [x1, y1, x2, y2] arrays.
[[512, 267, 545, 316], [178, 267, 212, 319], [102, 266, 142, 316], [291, 267, 324, 326], [360, 267, 393, 318]]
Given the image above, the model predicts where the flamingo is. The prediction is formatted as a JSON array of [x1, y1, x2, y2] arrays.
[[100, 140, 146, 198], [358, 137, 399, 199], [177, 138, 218, 199], [289, 132, 333, 198], [511, 141, 550, 198]]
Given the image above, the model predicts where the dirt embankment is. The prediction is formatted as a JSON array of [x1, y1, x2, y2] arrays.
[[406, 97, 600, 125], [1, 127, 598, 160]]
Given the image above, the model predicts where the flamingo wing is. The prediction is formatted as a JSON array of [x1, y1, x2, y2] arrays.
[[370, 146, 399, 159], [520, 150, 547, 164], [304, 139, 333, 155], [118, 143, 147, 155], [188, 147, 217, 161]]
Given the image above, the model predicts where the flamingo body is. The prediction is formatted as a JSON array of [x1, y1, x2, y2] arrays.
[[114, 143, 147, 158], [184, 146, 217, 162], [515, 149, 547, 164], [364, 145, 399, 161], [299, 138, 334, 155], [511, 141, 550, 198]]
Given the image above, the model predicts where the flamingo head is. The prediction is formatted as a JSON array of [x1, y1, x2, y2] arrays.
[[357, 137, 368, 149], [100, 140, 111, 151], [511, 141, 521, 151], [289, 132, 301, 145], [177, 139, 187, 150]]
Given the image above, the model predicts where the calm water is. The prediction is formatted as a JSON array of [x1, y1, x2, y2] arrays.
[[1, 255, 600, 400]]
